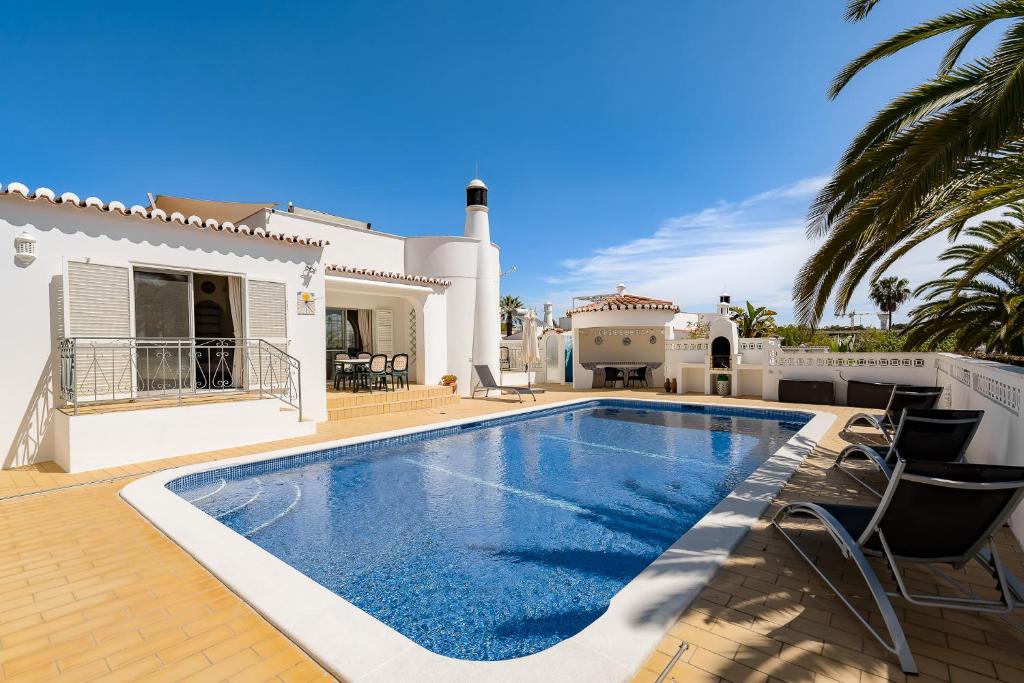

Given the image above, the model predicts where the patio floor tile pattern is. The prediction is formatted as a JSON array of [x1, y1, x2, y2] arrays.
[[0, 388, 1021, 681]]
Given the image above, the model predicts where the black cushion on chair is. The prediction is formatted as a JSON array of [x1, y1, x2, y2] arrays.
[[818, 504, 878, 547]]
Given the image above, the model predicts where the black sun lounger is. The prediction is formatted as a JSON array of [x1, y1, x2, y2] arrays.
[[834, 408, 984, 496], [774, 460, 1024, 674], [471, 365, 538, 403], [843, 385, 943, 443]]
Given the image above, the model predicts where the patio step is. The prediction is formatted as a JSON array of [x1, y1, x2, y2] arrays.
[[327, 384, 454, 410], [326, 389, 459, 421]]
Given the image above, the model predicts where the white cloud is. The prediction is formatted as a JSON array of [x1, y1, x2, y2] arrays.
[[539, 175, 955, 325], [741, 175, 830, 205]]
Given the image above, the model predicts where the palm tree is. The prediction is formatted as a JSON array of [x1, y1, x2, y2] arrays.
[[795, 0, 1024, 326], [729, 301, 778, 337], [905, 208, 1024, 354], [499, 295, 523, 337], [868, 276, 910, 330]]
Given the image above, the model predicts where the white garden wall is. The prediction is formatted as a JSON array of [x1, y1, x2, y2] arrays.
[[936, 354, 1024, 537]]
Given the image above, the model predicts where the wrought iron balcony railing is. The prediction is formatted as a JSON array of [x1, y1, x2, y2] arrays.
[[58, 337, 301, 419]]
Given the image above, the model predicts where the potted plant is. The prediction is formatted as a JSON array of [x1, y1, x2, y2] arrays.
[[716, 373, 730, 396], [440, 374, 458, 394]]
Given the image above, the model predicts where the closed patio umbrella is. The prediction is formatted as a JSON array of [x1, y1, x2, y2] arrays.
[[519, 308, 542, 388]]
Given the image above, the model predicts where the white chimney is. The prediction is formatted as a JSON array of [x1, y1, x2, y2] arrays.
[[615, 283, 626, 295], [542, 302, 554, 328]]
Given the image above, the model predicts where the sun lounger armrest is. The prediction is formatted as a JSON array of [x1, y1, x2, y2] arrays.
[[835, 444, 892, 477]]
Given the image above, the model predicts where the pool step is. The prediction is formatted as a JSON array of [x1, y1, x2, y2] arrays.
[[327, 384, 453, 409], [326, 392, 459, 421], [326, 385, 458, 420], [186, 477, 263, 518], [181, 476, 302, 537]]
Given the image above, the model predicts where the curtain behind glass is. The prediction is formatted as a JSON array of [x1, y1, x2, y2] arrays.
[[357, 310, 372, 353], [228, 277, 244, 387]]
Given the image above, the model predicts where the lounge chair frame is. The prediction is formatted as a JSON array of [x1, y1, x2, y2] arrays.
[[773, 461, 1024, 674], [471, 364, 538, 403], [834, 409, 983, 497], [842, 385, 943, 443]]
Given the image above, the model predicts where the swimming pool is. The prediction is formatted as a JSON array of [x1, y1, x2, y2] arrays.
[[124, 399, 830, 681]]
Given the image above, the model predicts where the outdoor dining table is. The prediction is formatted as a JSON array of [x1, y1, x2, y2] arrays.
[[334, 358, 372, 393]]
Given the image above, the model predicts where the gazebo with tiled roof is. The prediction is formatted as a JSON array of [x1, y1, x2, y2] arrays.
[[568, 284, 679, 390]]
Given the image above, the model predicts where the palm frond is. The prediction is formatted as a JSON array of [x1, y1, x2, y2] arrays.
[[829, 1, 1024, 98], [845, 0, 882, 22]]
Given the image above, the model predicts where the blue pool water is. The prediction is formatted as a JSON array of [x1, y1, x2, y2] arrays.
[[169, 400, 808, 661]]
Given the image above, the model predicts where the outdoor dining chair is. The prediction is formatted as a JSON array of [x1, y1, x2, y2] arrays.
[[389, 353, 409, 390], [333, 352, 357, 391], [603, 367, 624, 388], [834, 408, 984, 496], [774, 459, 1024, 674], [365, 353, 389, 391], [627, 367, 648, 388]]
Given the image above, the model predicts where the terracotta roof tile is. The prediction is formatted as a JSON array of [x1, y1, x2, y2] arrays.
[[566, 293, 679, 316], [1, 181, 329, 247], [326, 264, 450, 287]]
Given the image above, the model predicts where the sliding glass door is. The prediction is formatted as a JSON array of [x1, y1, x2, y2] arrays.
[[134, 270, 192, 391]]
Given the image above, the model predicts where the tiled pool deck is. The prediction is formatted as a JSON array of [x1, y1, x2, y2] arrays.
[[0, 388, 1021, 682]]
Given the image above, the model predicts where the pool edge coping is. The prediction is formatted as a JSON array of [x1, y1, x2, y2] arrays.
[[120, 397, 835, 683]]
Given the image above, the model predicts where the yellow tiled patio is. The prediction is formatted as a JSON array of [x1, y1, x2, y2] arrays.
[[0, 388, 1022, 682]]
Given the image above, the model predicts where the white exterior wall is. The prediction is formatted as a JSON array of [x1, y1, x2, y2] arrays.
[[404, 236, 485, 396], [570, 309, 677, 389], [0, 197, 330, 468], [266, 210, 407, 272]]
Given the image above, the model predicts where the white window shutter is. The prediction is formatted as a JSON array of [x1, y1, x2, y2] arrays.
[[64, 260, 133, 401], [246, 280, 287, 342], [66, 261, 131, 337], [374, 310, 394, 356]]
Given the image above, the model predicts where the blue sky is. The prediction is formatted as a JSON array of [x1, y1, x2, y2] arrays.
[[1, 1, 995, 323]]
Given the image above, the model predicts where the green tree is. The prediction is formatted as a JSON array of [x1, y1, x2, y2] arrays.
[[795, 0, 1024, 326], [905, 209, 1024, 354], [868, 276, 911, 329], [499, 295, 523, 337], [729, 301, 778, 337], [775, 324, 834, 348]]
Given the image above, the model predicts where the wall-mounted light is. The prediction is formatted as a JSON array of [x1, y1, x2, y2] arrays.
[[14, 231, 36, 265], [302, 263, 317, 277]]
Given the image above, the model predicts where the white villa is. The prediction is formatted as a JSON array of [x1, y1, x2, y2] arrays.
[[1, 178, 500, 473]]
